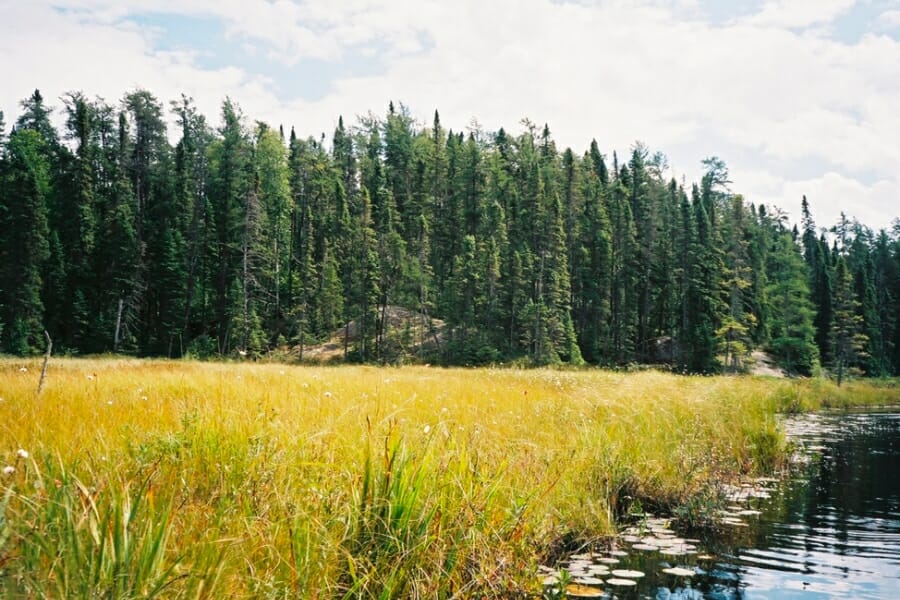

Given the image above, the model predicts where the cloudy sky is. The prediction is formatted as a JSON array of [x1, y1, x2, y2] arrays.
[[2, 0, 899, 231]]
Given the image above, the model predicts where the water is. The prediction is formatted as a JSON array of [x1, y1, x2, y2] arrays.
[[549, 411, 900, 599]]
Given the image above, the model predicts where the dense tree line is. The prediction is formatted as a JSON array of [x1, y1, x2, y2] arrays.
[[1, 89, 898, 377]]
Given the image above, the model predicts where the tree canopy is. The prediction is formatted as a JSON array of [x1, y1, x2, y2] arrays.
[[2, 89, 898, 379]]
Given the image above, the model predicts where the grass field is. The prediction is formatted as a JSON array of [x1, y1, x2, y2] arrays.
[[1, 358, 897, 598]]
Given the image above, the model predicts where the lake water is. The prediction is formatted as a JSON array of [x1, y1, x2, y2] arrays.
[[550, 411, 900, 599]]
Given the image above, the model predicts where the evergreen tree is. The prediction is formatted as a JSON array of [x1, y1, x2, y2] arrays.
[[573, 149, 612, 363], [871, 230, 897, 375], [830, 256, 869, 385], [0, 129, 51, 353], [58, 92, 99, 349], [254, 124, 292, 338], [95, 112, 141, 352], [171, 95, 214, 350], [2, 87, 897, 374], [608, 155, 638, 363], [801, 196, 834, 364], [208, 98, 254, 353], [717, 194, 755, 372], [766, 227, 819, 374]]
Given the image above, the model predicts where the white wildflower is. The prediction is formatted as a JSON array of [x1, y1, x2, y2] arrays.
[[16, 449, 29, 460], [2, 465, 14, 475], [323, 391, 333, 398], [140, 396, 148, 401], [18, 367, 27, 373], [423, 425, 431, 434]]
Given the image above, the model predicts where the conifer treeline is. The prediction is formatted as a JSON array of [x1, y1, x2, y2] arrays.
[[1, 89, 898, 375]]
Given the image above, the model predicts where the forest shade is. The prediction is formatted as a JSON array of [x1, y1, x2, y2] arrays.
[[1, 90, 898, 376]]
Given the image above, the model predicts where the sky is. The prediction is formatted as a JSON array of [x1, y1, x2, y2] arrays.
[[2, 0, 899, 232]]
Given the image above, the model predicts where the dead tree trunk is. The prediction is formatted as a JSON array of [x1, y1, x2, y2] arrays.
[[37, 330, 52, 395]]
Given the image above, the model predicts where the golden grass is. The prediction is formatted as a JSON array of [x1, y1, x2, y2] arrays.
[[1, 358, 897, 597]]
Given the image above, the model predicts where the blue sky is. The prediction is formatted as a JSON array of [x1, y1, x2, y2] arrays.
[[2, 0, 899, 231]]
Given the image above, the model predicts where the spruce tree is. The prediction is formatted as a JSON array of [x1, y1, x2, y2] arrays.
[[59, 92, 99, 349], [573, 150, 612, 363], [0, 129, 51, 353], [766, 228, 819, 374], [830, 256, 869, 385], [208, 98, 254, 353]]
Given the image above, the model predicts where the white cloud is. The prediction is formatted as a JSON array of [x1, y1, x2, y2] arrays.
[[739, 0, 856, 29], [732, 166, 900, 233], [2, 0, 899, 231], [877, 9, 900, 29], [782, 173, 900, 233]]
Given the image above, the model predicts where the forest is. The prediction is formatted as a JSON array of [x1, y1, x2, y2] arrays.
[[1, 89, 898, 377]]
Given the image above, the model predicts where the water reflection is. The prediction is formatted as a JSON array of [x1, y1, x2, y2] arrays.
[[551, 411, 900, 599], [725, 411, 900, 599]]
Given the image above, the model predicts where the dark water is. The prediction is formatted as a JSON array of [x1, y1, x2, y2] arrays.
[[553, 411, 900, 599]]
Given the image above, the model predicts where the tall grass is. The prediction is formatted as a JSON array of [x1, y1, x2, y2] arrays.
[[1, 358, 896, 597]]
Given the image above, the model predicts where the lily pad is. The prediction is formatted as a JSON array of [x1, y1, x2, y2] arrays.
[[565, 584, 605, 597], [606, 577, 638, 586], [573, 576, 605, 585], [611, 569, 645, 578], [661, 567, 695, 577], [631, 543, 658, 551]]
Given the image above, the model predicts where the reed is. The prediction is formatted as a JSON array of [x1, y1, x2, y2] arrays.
[[1, 358, 896, 597]]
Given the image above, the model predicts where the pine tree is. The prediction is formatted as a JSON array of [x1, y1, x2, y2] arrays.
[[3, 88, 898, 372], [383, 102, 416, 241], [16, 90, 59, 149], [871, 230, 897, 375], [573, 149, 612, 363], [171, 95, 214, 350], [0, 129, 51, 353], [718, 194, 755, 371], [208, 98, 254, 353], [254, 124, 292, 337], [830, 256, 868, 385], [347, 192, 381, 361], [683, 180, 725, 373], [765, 227, 818, 374], [95, 112, 141, 352], [801, 196, 834, 364], [608, 156, 638, 363], [629, 145, 655, 361], [58, 92, 99, 348]]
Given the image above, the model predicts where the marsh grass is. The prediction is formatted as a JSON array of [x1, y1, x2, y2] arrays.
[[1, 358, 896, 597]]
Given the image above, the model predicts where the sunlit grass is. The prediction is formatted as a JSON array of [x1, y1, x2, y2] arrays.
[[1, 358, 896, 597]]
